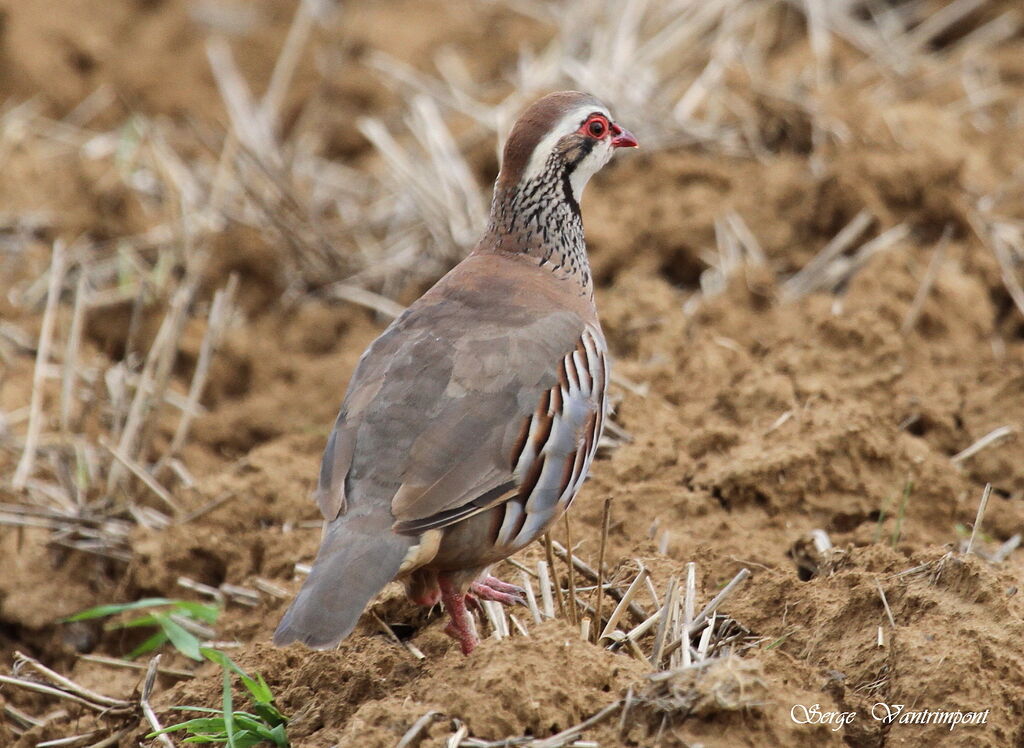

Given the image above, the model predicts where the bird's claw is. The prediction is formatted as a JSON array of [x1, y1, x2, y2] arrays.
[[470, 575, 526, 607], [443, 618, 479, 655]]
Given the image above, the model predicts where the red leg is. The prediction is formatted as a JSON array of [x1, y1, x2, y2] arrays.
[[439, 574, 478, 655], [470, 575, 526, 606]]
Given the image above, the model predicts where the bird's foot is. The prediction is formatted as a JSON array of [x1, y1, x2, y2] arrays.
[[443, 618, 479, 655], [470, 575, 526, 607], [439, 576, 479, 655]]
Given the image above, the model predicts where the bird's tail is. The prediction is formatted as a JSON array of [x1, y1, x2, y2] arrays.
[[273, 513, 414, 649]]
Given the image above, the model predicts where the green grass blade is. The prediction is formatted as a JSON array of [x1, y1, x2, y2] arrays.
[[61, 598, 177, 622], [253, 702, 287, 726], [200, 648, 237, 671], [230, 731, 266, 748], [248, 673, 274, 704], [173, 601, 221, 624], [155, 613, 204, 661], [268, 723, 289, 747], [765, 631, 793, 650], [149, 717, 227, 736], [126, 630, 170, 660], [232, 714, 274, 737], [107, 613, 160, 630], [201, 649, 267, 704], [222, 666, 236, 748]]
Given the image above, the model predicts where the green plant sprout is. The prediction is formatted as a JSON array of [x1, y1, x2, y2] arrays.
[[62, 598, 220, 661], [149, 649, 289, 747]]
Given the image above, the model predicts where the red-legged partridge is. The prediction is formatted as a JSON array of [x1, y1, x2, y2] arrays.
[[274, 91, 638, 654]]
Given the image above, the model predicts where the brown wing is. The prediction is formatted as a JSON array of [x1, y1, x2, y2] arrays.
[[314, 253, 601, 535]]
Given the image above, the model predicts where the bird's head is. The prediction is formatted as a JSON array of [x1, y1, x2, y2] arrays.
[[496, 91, 638, 205]]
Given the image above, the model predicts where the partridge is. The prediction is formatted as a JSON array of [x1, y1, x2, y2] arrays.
[[274, 91, 638, 654]]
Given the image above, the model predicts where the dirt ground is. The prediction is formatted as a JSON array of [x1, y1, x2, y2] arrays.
[[2, 1, 1024, 746]]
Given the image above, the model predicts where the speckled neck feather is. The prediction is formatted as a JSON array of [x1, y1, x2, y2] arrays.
[[479, 152, 591, 293], [473, 91, 603, 295]]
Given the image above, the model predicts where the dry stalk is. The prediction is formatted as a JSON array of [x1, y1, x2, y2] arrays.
[[325, 283, 406, 319], [77, 654, 193, 679], [252, 577, 290, 599], [902, 225, 951, 333], [13, 241, 67, 491], [663, 568, 751, 660], [563, 512, 579, 626], [1, 652, 135, 718], [593, 497, 612, 643], [219, 583, 261, 607], [965, 483, 993, 556], [680, 562, 697, 668], [100, 438, 179, 514], [968, 211, 1024, 319], [903, 0, 988, 55], [481, 600, 506, 641], [447, 721, 469, 748], [650, 577, 680, 668], [618, 609, 663, 650], [551, 540, 648, 621], [599, 565, 649, 641], [177, 576, 225, 603], [781, 210, 872, 300], [509, 614, 530, 637], [157, 275, 238, 475], [370, 611, 426, 661], [0, 674, 115, 713], [951, 426, 1015, 465], [259, 0, 317, 139], [543, 533, 566, 617], [875, 581, 897, 628], [14, 651, 132, 709], [105, 278, 195, 496], [536, 560, 556, 619], [991, 534, 1021, 563], [59, 266, 89, 435], [529, 699, 623, 748], [140, 655, 174, 748], [396, 710, 442, 748], [206, 37, 279, 166], [521, 570, 543, 625]]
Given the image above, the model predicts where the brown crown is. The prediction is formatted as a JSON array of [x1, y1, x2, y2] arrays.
[[497, 91, 604, 190]]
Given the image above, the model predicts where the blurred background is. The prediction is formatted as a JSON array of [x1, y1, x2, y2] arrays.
[[1, 0, 1023, 746]]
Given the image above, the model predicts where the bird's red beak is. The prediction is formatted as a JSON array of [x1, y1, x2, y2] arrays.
[[610, 123, 638, 149]]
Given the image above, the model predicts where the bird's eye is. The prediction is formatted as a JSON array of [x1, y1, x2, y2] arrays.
[[578, 114, 610, 139], [587, 117, 608, 138]]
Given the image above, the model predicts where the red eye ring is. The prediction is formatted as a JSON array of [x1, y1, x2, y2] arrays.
[[580, 114, 609, 139]]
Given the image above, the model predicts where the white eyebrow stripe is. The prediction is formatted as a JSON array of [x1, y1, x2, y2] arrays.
[[520, 105, 611, 184]]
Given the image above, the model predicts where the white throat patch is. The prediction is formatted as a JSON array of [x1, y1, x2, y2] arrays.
[[520, 104, 614, 201]]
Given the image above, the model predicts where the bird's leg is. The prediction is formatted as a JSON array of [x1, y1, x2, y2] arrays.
[[470, 575, 526, 606], [439, 574, 478, 655]]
